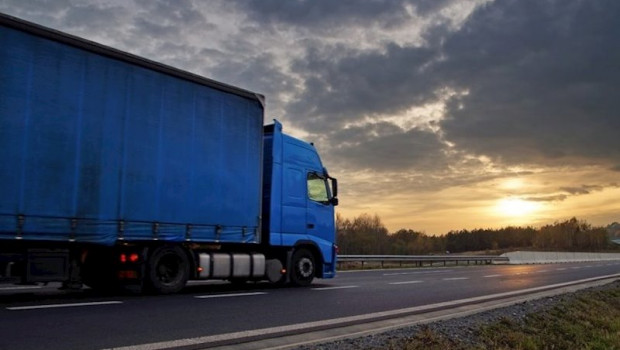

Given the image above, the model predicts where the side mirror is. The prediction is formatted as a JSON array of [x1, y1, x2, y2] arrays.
[[330, 197, 339, 206], [330, 177, 338, 198]]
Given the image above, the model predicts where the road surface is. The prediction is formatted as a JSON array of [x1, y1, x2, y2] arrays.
[[0, 261, 618, 349]]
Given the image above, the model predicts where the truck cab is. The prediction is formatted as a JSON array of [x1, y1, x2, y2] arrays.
[[263, 121, 338, 285]]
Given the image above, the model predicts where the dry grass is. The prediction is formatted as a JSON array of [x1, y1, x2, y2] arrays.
[[385, 285, 620, 350]]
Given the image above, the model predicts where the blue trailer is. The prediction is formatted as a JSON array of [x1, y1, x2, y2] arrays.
[[0, 13, 338, 293]]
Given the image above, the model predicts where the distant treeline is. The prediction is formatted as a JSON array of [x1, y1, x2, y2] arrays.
[[336, 214, 617, 255]]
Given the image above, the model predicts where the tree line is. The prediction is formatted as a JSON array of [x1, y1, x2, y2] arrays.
[[336, 214, 617, 255]]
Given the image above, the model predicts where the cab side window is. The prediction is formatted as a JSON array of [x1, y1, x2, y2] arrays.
[[307, 173, 329, 203]]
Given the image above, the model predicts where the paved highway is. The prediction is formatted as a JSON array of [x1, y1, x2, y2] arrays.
[[0, 261, 619, 349]]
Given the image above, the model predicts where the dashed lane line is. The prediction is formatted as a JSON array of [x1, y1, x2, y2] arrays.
[[0, 285, 43, 291], [442, 277, 469, 281], [312, 286, 359, 291], [383, 270, 452, 276], [483, 274, 502, 278], [389, 281, 424, 285], [195, 292, 267, 299], [7, 301, 123, 311]]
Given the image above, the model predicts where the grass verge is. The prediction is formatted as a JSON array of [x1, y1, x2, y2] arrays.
[[386, 283, 620, 350]]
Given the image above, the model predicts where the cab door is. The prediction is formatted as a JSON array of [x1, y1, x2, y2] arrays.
[[306, 172, 336, 257]]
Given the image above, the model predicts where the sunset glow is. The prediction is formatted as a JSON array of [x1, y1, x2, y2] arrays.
[[496, 198, 541, 218]]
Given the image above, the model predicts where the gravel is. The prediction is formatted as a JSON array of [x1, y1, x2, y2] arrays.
[[293, 280, 620, 350]]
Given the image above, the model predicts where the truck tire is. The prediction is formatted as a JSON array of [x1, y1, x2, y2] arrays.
[[290, 248, 315, 286], [145, 245, 189, 294]]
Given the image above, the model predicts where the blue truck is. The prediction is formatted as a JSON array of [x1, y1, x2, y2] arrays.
[[0, 13, 338, 294]]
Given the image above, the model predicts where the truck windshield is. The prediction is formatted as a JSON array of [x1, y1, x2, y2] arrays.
[[307, 173, 330, 203]]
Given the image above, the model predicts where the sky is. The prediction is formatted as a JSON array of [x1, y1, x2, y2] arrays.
[[1, 0, 619, 234]]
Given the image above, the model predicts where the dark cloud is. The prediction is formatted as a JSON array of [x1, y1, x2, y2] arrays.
[[438, 0, 620, 166], [121, 0, 211, 56], [208, 52, 296, 101], [524, 194, 568, 202], [327, 122, 449, 171], [235, 0, 413, 30], [0, 0, 71, 26], [235, 0, 468, 31], [132, 0, 206, 27], [560, 185, 603, 196], [525, 183, 617, 202], [62, 3, 127, 32], [265, 0, 620, 172], [412, 0, 462, 15], [287, 43, 439, 131]]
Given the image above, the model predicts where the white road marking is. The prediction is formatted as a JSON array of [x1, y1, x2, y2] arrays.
[[7, 301, 122, 311], [483, 274, 502, 278], [556, 268, 566, 271], [187, 280, 227, 285], [537, 270, 549, 273], [383, 269, 452, 276], [0, 285, 43, 291], [389, 281, 423, 285], [443, 277, 469, 281], [312, 285, 359, 291], [195, 292, 267, 299]]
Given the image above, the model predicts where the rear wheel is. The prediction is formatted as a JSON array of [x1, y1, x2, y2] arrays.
[[145, 245, 189, 294], [290, 248, 315, 286]]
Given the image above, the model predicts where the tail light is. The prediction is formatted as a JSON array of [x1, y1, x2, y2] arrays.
[[119, 253, 140, 263]]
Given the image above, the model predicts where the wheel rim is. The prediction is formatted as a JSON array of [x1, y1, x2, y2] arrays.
[[156, 254, 181, 285], [297, 256, 314, 279]]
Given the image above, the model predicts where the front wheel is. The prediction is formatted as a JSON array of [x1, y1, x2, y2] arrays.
[[145, 245, 189, 294], [290, 248, 315, 286]]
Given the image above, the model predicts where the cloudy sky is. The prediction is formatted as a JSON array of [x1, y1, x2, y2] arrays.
[[2, 0, 619, 234]]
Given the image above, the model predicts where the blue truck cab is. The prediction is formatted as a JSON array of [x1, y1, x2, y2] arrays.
[[264, 121, 338, 284]]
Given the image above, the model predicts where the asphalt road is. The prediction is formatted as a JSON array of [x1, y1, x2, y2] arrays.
[[0, 261, 618, 350]]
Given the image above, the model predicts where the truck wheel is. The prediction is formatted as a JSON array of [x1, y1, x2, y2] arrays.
[[146, 245, 189, 294], [290, 248, 315, 286]]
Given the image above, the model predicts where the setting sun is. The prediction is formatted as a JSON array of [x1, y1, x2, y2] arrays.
[[496, 198, 541, 217]]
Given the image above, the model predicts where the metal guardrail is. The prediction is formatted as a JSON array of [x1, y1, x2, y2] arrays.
[[337, 254, 509, 268]]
